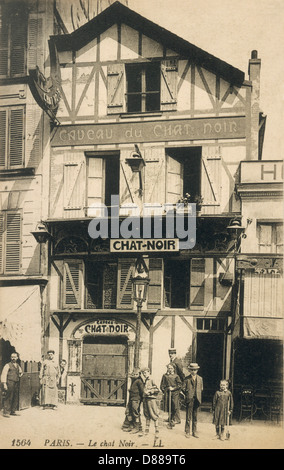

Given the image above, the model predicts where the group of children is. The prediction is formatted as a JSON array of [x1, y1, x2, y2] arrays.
[[121, 359, 233, 441]]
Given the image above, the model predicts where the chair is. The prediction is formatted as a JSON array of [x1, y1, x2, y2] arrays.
[[270, 389, 283, 424], [239, 386, 254, 422]]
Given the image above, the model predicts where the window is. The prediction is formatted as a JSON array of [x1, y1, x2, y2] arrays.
[[0, 211, 21, 274], [0, 106, 25, 169], [126, 63, 160, 113], [86, 154, 120, 215], [257, 222, 283, 253], [0, 4, 27, 78], [86, 261, 117, 309], [107, 60, 177, 115], [164, 260, 190, 308], [166, 148, 202, 204]]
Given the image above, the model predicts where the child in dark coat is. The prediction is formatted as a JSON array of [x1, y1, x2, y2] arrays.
[[160, 363, 182, 428], [212, 380, 233, 441]]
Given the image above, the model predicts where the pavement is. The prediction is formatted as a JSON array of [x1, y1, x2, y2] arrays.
[[0, 404, 283, 450]]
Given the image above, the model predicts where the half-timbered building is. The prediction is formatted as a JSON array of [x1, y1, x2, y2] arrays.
[[0, 1, 283, 415]]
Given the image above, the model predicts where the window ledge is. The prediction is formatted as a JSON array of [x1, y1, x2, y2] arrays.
[[119, 112, 163, 119], [0, 168, 35, 178]]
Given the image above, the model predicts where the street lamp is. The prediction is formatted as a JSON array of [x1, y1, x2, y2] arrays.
[[132, 257, 150, 369], [31, 222, 52, 244]]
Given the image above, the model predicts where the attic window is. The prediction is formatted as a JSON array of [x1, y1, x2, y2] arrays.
[[125, 63, 160, 113]]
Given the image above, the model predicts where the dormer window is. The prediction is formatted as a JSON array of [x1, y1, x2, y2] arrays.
[[125, 63, 160, 113], [107, 60, 177, 115]]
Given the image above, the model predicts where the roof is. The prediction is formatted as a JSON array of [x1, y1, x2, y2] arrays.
[[50, 1, 245, 87]]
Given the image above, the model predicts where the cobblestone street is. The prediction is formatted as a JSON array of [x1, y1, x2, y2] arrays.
[[0, 404, 283, 450]]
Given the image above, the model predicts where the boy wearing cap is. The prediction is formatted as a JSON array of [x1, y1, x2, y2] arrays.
[[168, 348, 185, 424], [182, 363, 203, 438]]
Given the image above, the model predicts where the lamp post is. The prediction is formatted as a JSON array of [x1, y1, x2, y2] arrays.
[[132, 257, 150, 369]]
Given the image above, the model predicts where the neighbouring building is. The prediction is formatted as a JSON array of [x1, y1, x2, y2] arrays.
[[0, 1, 283, 416]]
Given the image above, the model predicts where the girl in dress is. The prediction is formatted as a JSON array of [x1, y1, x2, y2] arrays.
[[212, 380, 233, 440]]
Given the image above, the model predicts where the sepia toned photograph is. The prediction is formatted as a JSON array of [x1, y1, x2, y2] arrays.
[[0, 0, 283, 452]]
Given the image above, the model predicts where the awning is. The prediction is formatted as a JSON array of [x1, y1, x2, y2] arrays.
[[0, 285, 42, 361], [243, 317, 284, 340]]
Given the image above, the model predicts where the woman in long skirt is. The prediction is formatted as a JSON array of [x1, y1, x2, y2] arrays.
[[212, 380, 233, 440], [39, 350, 59, 409]]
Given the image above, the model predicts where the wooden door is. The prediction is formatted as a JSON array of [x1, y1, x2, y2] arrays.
[[81, 337, 128, 405], [19, 361, 40, 410]]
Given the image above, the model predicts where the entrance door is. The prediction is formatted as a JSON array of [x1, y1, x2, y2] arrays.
[[196, 333, 224, 403], [81, 336, 128, 405]]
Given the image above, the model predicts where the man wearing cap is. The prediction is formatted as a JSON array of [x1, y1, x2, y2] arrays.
[[168, 348, 185, 424], [182, 363, 203, 438]]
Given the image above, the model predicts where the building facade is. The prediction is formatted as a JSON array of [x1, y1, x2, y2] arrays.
[[0, 1, 283, 414]]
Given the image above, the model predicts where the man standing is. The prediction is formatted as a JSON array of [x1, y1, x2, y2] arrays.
[[182, 363, 203, 438], [168, 348, 185, 424], [1, 352, 23, 418], [39, 350, 59, 410]]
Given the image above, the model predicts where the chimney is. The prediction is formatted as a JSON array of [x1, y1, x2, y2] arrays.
[[248, 50, 261, 160]]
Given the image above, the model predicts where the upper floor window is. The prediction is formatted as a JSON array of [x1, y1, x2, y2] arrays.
[[125, 63, 160, 113], [107, 60, 177, 115], [0, 211, 22, 274], [0, 4, 27, 78], [0, 106, 25, 169], [257, 222, 283, 253]]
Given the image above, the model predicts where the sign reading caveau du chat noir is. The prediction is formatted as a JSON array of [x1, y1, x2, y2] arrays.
[[51, 116, 246, 147], [75, 320, 130, 337]]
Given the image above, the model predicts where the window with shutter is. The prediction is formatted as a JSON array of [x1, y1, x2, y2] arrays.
[[63, 162, 85, 217], [0, 211, 22, 275], [0, 106, 24, 169], [201, 147, 222, 211], [117, 259, 135, 309], [190, 258, 205, 308], [63, 260, 83, 308], [125, 62, 161, 113], [164, 260, 189, 308], [257, 222, 283, 253], [0, 4, 27, 78], [147, 258, 162, 309]]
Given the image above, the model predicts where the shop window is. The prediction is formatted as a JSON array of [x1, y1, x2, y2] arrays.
[[0, 107, 25, 169], [166, 148, 202, 204], [0, 211, 22, 274], [107, 60, 177, 115], [0, 4, 27, 78], [85, 261, 117, 309], [86, 154, 120, 215], [257, 222, 283, 253]]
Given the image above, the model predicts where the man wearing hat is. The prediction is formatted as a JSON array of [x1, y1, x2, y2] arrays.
[[182, 363, 203, 438], [168, 348, 185, 424]]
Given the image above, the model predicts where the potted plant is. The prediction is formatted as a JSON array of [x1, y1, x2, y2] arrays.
[[193, 195, 204, 215]]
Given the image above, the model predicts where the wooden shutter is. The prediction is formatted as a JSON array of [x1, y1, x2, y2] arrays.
[[160, 59, 178, 111], [9, 107, 24, 168], [103, 263, 117, 309], [10, 11, 27, 77], [63, 162, 85, 217], [26, 104, 42, 168], [166, 154, 183, 204], [5, 212, 21, 274], [275, 224, 283, 253], [117, 259, 135, 309], [27, 15, 44, 71], [147, 258, 162, 309], [0, 109, 7, 168], [258, 224, 272, 253], [190, 258, 205, 308], [107, 63, 125, 114], [0, 212, 4, 274], [201, 146, 221, 213], [0, 6, 9, 77], [87, 157, 104, 216], [63, 260, 83, 308]]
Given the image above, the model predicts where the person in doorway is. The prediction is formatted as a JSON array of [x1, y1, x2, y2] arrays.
[[1, 352, 23, 417], [58, 359, 68, 403], [182, 363, 203, 438], [168, 348, 185, 424], [39, 350, 59, 410], [141, 367, 160, 436], [160, 363, 182, 428], [212, 379, 233, 441]]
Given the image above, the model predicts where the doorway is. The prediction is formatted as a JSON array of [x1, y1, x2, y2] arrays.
[[196, 333, 224, 403], [80, 336, 128, 405]]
